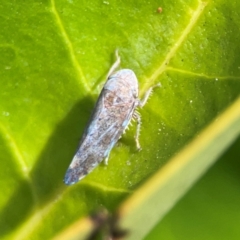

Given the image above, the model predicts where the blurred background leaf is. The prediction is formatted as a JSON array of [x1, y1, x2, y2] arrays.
[[145, 135, 240, 240]]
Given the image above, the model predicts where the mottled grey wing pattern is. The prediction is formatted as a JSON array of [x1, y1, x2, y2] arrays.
[[64, 87, 136, 185]]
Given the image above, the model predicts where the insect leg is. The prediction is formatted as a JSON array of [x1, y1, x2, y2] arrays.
[[104, 154, 110, 165], [106, 49, 121, 78], [133, 83, 160, 151], [138, 83, 161, 108], [133, 111, 142, 151], [103, 140, 115, 165]]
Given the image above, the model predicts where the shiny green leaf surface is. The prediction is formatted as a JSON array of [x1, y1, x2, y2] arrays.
[[0, 0, 239, 239]]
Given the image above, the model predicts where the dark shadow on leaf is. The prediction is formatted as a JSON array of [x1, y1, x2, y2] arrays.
[[30, 95, 95, 204], [0, 95, 95, 237], [0, 179, 34, 236]]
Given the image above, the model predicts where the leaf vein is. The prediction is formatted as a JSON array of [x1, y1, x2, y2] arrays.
[[0, 123, 29, 177], [141, 0, 208, 95], [167, 67, 240, 79], [0, 123, 38, 205], [13, 182, 130, 239], [50, 0, 91, 92]]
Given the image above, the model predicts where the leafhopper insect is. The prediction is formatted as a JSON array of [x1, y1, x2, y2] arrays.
[[64, 51, 159, 185]]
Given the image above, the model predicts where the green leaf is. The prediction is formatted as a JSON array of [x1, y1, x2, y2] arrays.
[[0, 0, 239, 239], [53, 98, 240, 240], [145, 136, 240, 240], [117, 97, 240, 240]]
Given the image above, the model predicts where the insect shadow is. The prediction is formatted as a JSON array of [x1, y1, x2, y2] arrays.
[[0, 95, 95, 236]]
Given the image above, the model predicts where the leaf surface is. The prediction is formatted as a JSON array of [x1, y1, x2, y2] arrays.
[[0, 0, 239, 239]]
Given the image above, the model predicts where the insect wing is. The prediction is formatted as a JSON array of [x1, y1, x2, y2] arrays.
[[64, 72, 137, 185]]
